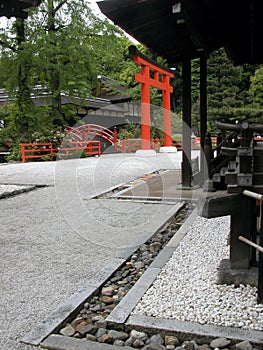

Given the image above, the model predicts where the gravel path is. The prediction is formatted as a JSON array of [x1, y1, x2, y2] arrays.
[[133, 216, 263, 331], [0, 153, 185, 350]]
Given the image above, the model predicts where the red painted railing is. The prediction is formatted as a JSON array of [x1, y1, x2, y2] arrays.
[[20, 141, 100, 163], [116, 139, 160, 153], [58, 141, 101, 158], [68, 124, 184, 152], [21, 143, 54, 163], [116, 138, 182, 152], [68, 124, 116, 144]]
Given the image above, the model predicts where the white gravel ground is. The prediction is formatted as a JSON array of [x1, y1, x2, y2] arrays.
[[133, 216, 263, 331], [0, 153, 187, 350]]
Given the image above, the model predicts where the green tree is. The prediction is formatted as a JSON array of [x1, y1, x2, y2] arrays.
[[249, 65, 263, 107], [191, 49, 262, 131]]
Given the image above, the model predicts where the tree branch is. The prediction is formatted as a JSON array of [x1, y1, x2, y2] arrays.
[[0, 39, 16, 52], [52, 0, 68, 16]]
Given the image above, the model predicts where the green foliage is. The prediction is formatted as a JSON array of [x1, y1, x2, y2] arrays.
[[118, 122, 140, 139], [249, 65, 263, 108], [191, 49, 262, 131], [6, 143, 21, 162], [31, 128, 66, 148]]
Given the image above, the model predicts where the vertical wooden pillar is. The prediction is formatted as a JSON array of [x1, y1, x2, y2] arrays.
[[163, 75, 172, 146], [258, 208, 263, 303], [182, 53, 192, 187], [200, 53, 208, 182], [141, 65, 151, 149], [230, 197, 252, 269]]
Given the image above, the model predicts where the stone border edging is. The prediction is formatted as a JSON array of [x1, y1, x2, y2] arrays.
[[20, 202, 184, 347], [126, 314, 263, 345], [41, 334, 133, 350], [0, 185, 38, 199], [106, 208, 199, 328]]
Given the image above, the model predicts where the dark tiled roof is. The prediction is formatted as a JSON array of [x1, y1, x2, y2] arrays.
[[0, 0, 42, 19], [98, 0, 263, 65]]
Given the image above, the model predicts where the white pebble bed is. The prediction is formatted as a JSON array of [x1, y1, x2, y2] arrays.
[[133, 216, 263, 331]]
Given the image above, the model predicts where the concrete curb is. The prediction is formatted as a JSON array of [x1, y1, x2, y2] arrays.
[[41, 334, 133, 350], [21, 202, 184, 347], [106, 208, 199, 328], [126, 314, 263, 345]]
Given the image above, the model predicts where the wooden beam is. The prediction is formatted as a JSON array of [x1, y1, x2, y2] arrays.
[[181, 40, 192, 187], [200, 53, 208, 182]]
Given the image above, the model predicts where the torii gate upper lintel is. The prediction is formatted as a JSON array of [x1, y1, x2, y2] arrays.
[[129, 45, 174, 149]]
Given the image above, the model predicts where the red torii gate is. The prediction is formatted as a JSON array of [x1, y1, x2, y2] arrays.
[[129, 46, 174, 150]]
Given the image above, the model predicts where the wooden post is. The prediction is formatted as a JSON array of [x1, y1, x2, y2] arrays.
[[230, 197, 252, 269], [141, 65, 151, 149], [182, 51, 192, 187], [113, 127, 118, 145], [258, 214, 263, 303], [163, 75, 172, 147], [200, 53, 207, 182], [21, 144, 25, 163]]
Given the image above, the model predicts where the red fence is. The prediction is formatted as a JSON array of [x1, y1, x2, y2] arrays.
[[20, 141, 101, 163], [58, 141, 101, 158], [21, 143, 54, 163], [116, 138, 183, 152]]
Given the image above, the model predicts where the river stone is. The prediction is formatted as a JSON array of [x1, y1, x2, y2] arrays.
[[101, 296, 115, 304], [77, 324, 97, 336], [148, 334, 164, 345], [96, 328, 107, 338], [59, 324, 75, 337], [125, 337, 134, 347], [234, 341, 252, 350], [210, 338, 231, 349], [74, 321, 87, 332], [182, 341, 199, 350], [90, 304, 102, 312], [108, 330, 129, 341], [98, 334, 113, 344], [86, 334, 96, 341], [142, 342, 166, 350], [101, 286, 114, 296], [199, 345, 212, 350], [114, 339, 125, 346], [166, 346, 175, 350], [165, 336, 180, 346], [95, 319, 107, 329], [133, 338, 145, 348], [71, 317, 84, 329], [130, 330, 148, 342]]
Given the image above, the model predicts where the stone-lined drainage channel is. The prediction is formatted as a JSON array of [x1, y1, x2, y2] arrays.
[[44, 204, 194, 347], [40, 203, 261, 350]]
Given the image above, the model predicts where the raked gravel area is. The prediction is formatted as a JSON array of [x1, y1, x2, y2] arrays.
[[0, 153, 188, 350], [133, 215, 263, 331]]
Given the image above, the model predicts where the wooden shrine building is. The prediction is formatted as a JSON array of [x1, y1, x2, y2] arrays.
[[98, 0, 263, 187]]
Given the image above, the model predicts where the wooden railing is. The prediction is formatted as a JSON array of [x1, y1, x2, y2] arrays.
[[68, 124, 116, 145], [58, 141, 101, 158], [20, 141, 101, 163], [116, 138, 183, 153], [21, 143, 54, 163]]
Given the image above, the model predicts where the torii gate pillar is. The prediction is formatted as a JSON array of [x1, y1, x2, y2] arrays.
[[129, 46, 174, 150]]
